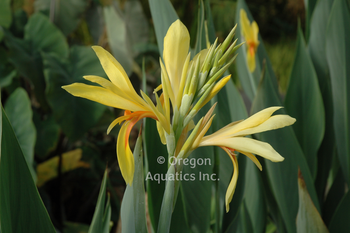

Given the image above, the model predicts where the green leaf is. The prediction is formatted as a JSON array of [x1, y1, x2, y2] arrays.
[[0, 0, 12, 29], [133, 135, 147, 233], [323, 168, 346, 225], [120, 134, 148, 233], [34, 113, 60, 159], [4, 87, 37, 180], [103, 5, 133, 76], [34, 0, 88, 36], [225, 202, 253, 233], [251, 67, 319, 233], [0, 107, 56, 233], [308, 0, 336, 205], [5, 13, 68, 110], [243, 161, 266, 233], [217, 81, 249, 233], [285, 26, 325, 179], [88, 169, 111, 233], [143, 118, 168, 231], [157, 164, 175, 233], [325, 0, 350, 184], [328, 190, 350, 232], [24, 13, 69, 58], [303, 0, 318, 41], [43, 46, 106, 141], [148, 0, 179, 58], [296, 170, 329, 233]]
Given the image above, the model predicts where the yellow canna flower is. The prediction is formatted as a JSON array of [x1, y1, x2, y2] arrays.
[[62, 46, 170, 185], [240, 9, 260, 72], [190, 106, 296, 212]]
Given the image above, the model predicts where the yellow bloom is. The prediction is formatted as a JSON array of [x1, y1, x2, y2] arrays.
[[161, 19, 190, 109], [240, 9, 259, 72], [62, 46, 170, 185], [190, 106, 296, 212]]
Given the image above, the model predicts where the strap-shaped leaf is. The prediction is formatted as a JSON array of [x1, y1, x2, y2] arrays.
[[325, 0, 350, 184], [0, 106, 56, 233], [251, 68, 319, 233], [88, 169, 111, 233], [285, 26, 325, 179]]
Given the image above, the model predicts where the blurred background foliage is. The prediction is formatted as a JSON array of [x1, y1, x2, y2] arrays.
[[0, 0, 307, 232]]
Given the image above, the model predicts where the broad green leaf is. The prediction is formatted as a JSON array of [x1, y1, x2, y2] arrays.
[[0, 0, 12, 29], [24, 13, 69, 58], [148, 0, 178, 58], [308, 0, 336, 205], [34, 113, 60, 159], [63, 222, 90, 233], [43, 46, 106, 141], [325, 0, 350, 184], [296, 170, 329, 233], [4, 87, 37, 180], [285, 26, 325, 179], [144, 118, 168, 231], [34, 0, 88, 36], [5, 13, 68, 110], [0, 107, 56, 233], [103, 5, 133, 76], [88, 169, 111, 233], [235, 0, 278, 101], [251, 67, 319, 233], [328, 190, 350, 232]]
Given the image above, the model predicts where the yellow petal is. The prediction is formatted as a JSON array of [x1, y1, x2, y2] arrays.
[[212, 106, 283, 138], [156, 121, 166, 145], [251, 21, 260, 46], [107, 115, 131, 134], [202, 137, 284, 162], [117, 120, 135, 185], [140, 90, 170, 133], [83, 75, 138, 103], [247, 49, 256, 73], [240, 9, 253, 41], [236, 150, 262, 171], [222, 147, 239, 212], [62, 83, 145, 112], [92, 46, 146, 106], [163, 20, 190, 96], [232, 115, 296, 137]]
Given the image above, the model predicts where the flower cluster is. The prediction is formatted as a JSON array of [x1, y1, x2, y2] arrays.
[[62, 19, 295, 212]]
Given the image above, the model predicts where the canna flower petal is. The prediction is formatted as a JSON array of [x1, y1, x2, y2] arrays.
[[62, 83, 145, 112], [222, 147, 239, 213], [163, 20, 190, 98], [116, 119, 137, 185], [240, 9, 260, 72], [231, 115, 296, 137], [201, 137, 284, 162], [92, 46, 146, 106], [193, 106, 295, 211], [207, 106, 283, 139]]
